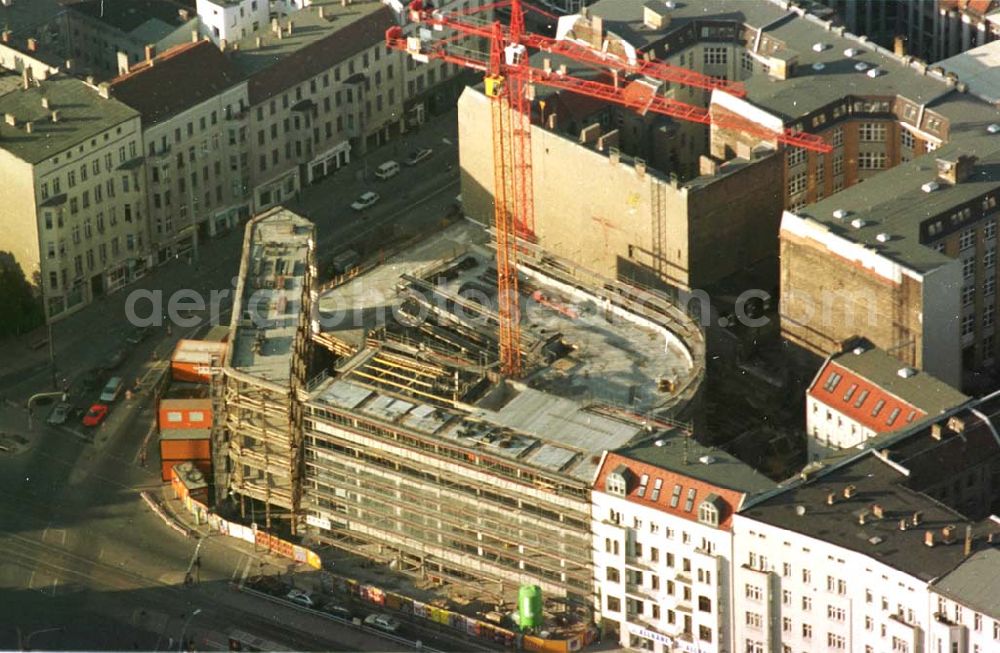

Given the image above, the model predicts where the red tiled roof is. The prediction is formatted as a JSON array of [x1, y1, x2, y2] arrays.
[[109, 40, 244, 124], [808, 361, 925, 433], [593, 452, 747, 530], [246, 6, 395, 105]]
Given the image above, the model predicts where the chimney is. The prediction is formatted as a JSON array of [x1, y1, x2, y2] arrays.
[[899, 518, 908, 531], [894, 35, 906, 57], [220, 38, 228, 52], [964, 525, 973, 556], [86, 75, 95, 85], [937, 155, 977, 184], [643, 4, 671, 30], [21, 67, 29, 90], [145, 44, 155, 62], [925, 530, 935, 547], [912, 511, 923, 526], [51, 110, 60, 123], [318, 6, 325, 19], [272, 17, 280, 34], [826, 491, 836, 505], [546, 113, 557, 130], [609, 147, 621, 166], [41, 97, 49, 109], [590, 15, 603, 50], [843, 484, 857, 499], [558, 63, 568, 76], [634, 157, 646, 178], [3, 113, 15, 127], [256, 36, 262, 49], [26, 37, 37, 52], [699, 155, 719, 177], [1, 30, 10, 44], [942, 525, 956, 544], [64, 59, 73, 71], [947, 415, 966, 433], [287, 21, 294, 36], [931, 423, 943, 440], [191, 30, 199, 43], [277, 28, 284, 41], [872, 504, 884, 519], [858, 510, 869, 525], [179, 8, 190, 21], [543, 57, 552, 74], [24, 121, 33, 133], [98, 82, 110, 99], [116, 50, 130, 75]]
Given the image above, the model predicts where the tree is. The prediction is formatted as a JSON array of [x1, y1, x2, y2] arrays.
[[0, 252, 44, 338]]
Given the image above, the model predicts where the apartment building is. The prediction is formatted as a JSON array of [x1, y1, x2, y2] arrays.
[[0, 73, 148, 320], [196, 0, 269, 45], [591, 440, 773, 653], [817, 0, 1000, 63], [228, 0, 480, 213], [733, 399, 1000, 653], [930, 548, 1000, 653], [59, 0, 199, 80], [109, 40, 251, 264], [806, 342, 968, 459]]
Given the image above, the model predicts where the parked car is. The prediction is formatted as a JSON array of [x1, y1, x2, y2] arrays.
[[47, 402, 71, 426], [125, 326, 151, 345], [99, 377, 124, 403], [405, 148, 433, 166], [80, 368, 106, 393], [364, 613, 401, 633], [82, 403, 109, 427], [325, 604, 353, 620], [350, 191, 380, 211], [107, 347, 128, 369], [285, 588, 317, 608], [374, 160, 400, 180]]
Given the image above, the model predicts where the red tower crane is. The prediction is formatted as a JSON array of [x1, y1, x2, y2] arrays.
[[386, 0, 830, 378]]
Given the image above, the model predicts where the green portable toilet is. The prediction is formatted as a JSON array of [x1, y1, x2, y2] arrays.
[[518, 584, 543, 629]]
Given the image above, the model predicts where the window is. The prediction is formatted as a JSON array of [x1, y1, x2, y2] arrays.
[[823, 371, 842, 392], [832, 128, 844, 147], [833, 154, 844, 176], [744, 640, 763, 653], [698, 500, 719, 526], [684, 488, 696, 512], [828, 633, 846, 649], [859, 152, 886, 170], [986, 245, 996, 269], [745, 584, 761, 601], [670, 484, 681, 508], [802, 624, 812, 639], [901, 129, 915, 149], [892, 636, 909, 652], [965, 256, 977, 279], [871, 399, 885, 417], [745, 612, 762, 628], [802, 596, 812, 611], [986, 275, 996, 297], [605, 470, 627, 496], [788, 172, 807, 196], [986, 304, 996, 329], [860, 123, 887, 142], [986, 221, 997, 241], [605, 596, 620, 613], [886, 407, 901, 426], [650, 478, 662, 501], [704, 47, 727, 65], [787, 147, 806, 167], [636, 474, 649, 498], [962, 313, 976, 337], [606, 567, 620, 583], [828, 606, 845, 621], [782, 590, 791, 605], [963, 284, 976, 306], [960, 228, 977, 250], [698, 596, 711, 612], [803, 568, 812, 583]]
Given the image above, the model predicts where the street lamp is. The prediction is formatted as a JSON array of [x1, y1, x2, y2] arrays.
[[178, 608, 202, 653]]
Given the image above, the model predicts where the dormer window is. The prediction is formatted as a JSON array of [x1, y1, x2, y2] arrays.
[[698, 494, 723, 527], [606, 465, 629, 496]]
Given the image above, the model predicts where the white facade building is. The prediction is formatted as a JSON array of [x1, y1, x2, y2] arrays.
[[806, 343, 967, 460], [196, 0, 269, 45], [592, 438, 773, 653], [930, 548, 1000, 653]]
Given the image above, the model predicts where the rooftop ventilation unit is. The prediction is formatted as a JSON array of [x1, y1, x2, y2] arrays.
[[654, 438, 666, 447], [832, 208, 849, 219], [844, 47, 861, 57], [851, 218, 867, 229], [866, 67, 884, 78], [876, 232, 891, 242], [988, 124, 1000, 134], [854, 62, 869, 72], [898, 367, 917, 378], [852, 346, 866, 355], [795, 505, 807, 516], [921, 180, 940, 193], [812, 42, 828, 52], [812, 62, 826, 71], [698, 455, 716, 465], [664, 0, 676, 8]]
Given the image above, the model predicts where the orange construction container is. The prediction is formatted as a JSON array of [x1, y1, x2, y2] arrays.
[[158, 398, 213, 430], [160, 438, 211, 461], [170, 340, 227, 384]]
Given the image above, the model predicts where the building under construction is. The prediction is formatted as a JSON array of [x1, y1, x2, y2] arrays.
[[300, 220, 705, 605], [222, 207, 315, 532], [221, 207, 704, 603]]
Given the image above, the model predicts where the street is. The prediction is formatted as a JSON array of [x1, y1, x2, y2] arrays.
[[0, 110, 465, 650]]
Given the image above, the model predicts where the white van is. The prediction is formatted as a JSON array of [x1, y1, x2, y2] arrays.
[[374, 160, 400, 181], [99, 377, 124, 403]]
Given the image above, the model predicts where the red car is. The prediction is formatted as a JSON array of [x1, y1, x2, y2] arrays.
[[82, 403, 109, 427]]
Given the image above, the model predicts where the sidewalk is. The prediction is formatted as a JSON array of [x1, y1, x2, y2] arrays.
[[0, 109, 461, 404]]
